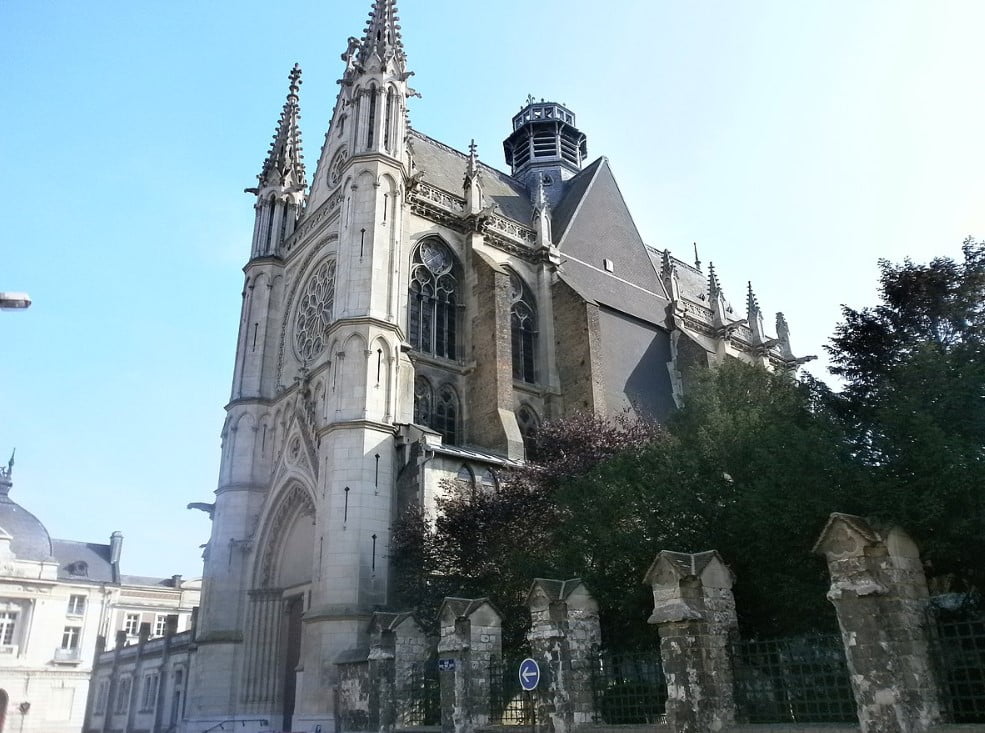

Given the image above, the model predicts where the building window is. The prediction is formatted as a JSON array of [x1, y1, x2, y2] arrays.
[[61, 626, 81, 650], [509, 272, 537, 383], [0, 611, 16, 645], [67, 594, 86, 616], [154, 615, 170, 637], [413, 377, 432, 427], [434, 385, 459, 445], [517, 405, 540, 458], [141, 672, 160, 711], [124, 613, 140, 636], [94, 679, 110, 714], [413, 378, 459, 445], [115, 677, 132, 714], [409, 239, 459, 359]]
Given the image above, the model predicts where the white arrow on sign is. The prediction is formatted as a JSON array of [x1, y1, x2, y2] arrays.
[[518, 658, 540, 691]]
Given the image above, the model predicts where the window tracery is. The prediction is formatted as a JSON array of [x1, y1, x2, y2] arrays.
[[510, 272, 537, 382], [413, 377, 459, 445], [413, 377, 432, 427], [293, 259, 337, 363], [434, 385, 459, 445], [409, 239, 459, 359], [517, 405, 540, 458]]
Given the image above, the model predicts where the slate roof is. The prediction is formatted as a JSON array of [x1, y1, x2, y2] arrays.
[[409, 131, 533, 223], [50, 539, 114, 582], [408, 131, 675, 330], [0, 496, 53, 562]]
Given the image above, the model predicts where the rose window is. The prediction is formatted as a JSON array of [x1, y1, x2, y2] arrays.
[[294, 259, 337, 362]]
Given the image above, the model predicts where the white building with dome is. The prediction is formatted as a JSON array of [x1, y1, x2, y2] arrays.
[[0, 456, 199, 733]]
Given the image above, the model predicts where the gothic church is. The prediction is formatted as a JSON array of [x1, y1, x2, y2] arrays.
[[185, 1, 806, 730]]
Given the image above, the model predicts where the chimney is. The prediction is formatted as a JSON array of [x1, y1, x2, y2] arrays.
[[109, 531, 123, 583], [171, 574, 182, 588]]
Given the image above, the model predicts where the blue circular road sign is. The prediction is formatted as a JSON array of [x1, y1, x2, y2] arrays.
[[518, 657, 540, 691]]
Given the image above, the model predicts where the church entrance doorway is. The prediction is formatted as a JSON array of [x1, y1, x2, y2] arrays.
[[282, 594, 304, 732]]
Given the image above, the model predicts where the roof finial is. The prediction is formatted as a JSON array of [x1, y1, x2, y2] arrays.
[[746, 281, 760, 316], [708, 262, 722, 298], [693, 242, 701, 270], [533, 172, 549, 212], [0, 448, 13, 495], [359, 0, 406, 66], [467, 139, 479, 174], [524, 94, 536, 107], [255, 64, 307, 191]]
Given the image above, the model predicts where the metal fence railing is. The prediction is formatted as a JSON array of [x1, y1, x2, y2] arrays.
[[731, 633, 856, 723], [400, 661, 441, 727], [489, 655, 534, 725], [589, 650, 667, 725], [935, 615, 985, 723]]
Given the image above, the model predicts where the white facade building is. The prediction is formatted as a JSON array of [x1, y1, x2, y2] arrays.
[[0, 457, 199, 733]]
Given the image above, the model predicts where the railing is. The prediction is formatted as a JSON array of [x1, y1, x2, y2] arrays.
[[489, 654, 534, 725], [935, 614, 985, 723], [589, 649, 666, 725], [201, 720, 269, 733], [400, 661, 440, 726], [731, 633, 856, 723]]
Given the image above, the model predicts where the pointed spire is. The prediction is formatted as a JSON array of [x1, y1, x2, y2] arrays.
[[708, 262, 722, 298], [661, 249, 674, 279], [661, 249, 680, 302], [747, 282, 768, 344], [532, 172, 549, 214], [463, 140, 485, 216], [256, 64, 306, 191], [359, 0, 406, 67], [693, 242, 702, 270], [531, 173, 554, 253], [746, 281, 760, 317], [464, 139, 480, 186]]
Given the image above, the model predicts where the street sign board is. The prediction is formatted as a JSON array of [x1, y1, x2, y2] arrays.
[[518, 657, 540, 691], [437, 658, 456, 672]]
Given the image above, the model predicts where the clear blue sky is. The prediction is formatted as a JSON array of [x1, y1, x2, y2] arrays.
[[2, 0, 984, 578]]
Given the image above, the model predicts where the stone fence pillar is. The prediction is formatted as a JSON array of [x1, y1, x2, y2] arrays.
[[526, 578, 601, 733], [813, 513, 942, 733], [436, 597, 502, 733], [644, 550, 737, 733], [367, 611, 430, 733]]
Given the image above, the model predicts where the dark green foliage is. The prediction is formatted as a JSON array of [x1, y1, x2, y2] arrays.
[[392, 365, 857, 644], [391, 240, 985, 647], [827, 238, 985, 594]]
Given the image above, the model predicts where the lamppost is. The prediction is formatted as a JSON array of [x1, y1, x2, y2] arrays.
[[0, 293, 31, 310]]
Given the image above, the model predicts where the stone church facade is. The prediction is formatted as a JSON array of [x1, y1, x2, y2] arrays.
[[184, 2, 808, 731]]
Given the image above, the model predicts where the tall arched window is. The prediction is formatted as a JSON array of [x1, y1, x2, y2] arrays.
[[509, 272, 537, 383], [434, 385, 459, 445], [517, 405, 539, 458], [366, 85, 377, 149], [409, 240, 459, 359], [413, 377, 432, 426]]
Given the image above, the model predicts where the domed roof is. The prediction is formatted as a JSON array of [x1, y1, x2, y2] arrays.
[[0, 495, 54, 562], [0, 456, 54, 562]]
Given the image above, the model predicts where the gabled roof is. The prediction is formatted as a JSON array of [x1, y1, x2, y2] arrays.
[[550, 158, 604, 243], [550, 158, 670, 326]]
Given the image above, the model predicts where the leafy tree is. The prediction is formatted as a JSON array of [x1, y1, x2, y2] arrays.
[[827, 238, 985, 593], [392, 363, 860, 646]]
